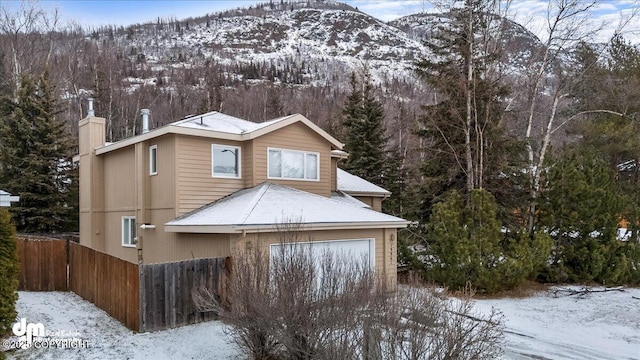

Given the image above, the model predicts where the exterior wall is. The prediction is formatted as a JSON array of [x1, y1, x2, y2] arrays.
[[355, 196, 383, 212], [176, 135, 246, 215], [251, 122, 332, 197], [233, 228, 397, 289], [143, 232, 232, 265], [331, 157, 338, 192], [102, 146, 137, 263]]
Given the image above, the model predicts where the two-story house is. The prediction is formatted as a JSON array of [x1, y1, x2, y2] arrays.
[[79, 107, 408, 287]]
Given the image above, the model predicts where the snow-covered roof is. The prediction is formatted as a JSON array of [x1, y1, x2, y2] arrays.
[[172, 112, 287, 134], [95, 112, 343, 155], [337, 168, 391, 196], [165, 182, 407, 233], [330, 191, 371, 208]]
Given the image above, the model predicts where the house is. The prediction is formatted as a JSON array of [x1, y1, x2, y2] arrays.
[[79, 104, 408, 288]]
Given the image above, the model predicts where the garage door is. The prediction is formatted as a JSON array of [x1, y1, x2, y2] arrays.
[[270, 238, 375, 270]]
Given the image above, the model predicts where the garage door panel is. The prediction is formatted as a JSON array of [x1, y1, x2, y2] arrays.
[[270, 238, 375, 269]]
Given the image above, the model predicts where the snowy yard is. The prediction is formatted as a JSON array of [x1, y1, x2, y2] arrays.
[[4, 288, 640, 359]]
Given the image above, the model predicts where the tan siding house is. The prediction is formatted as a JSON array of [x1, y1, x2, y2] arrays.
[[79, 111, 407, 288]]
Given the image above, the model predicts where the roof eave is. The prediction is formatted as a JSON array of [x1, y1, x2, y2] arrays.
[[95, 125, 246, 155], [339, 191, 391, 198], [164, 221, 409, 234]]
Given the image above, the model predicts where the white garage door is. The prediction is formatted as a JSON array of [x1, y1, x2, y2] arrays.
[[270, 238, 375, 270]]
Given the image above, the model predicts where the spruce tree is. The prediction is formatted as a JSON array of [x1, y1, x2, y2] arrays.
[[342, 71, 387, 187], [0, 208, 18, 336], [414, 0, 526, 223], [0, 72, 75, 233]]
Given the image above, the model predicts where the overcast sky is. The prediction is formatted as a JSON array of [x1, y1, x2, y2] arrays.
[[30, 0, 640, 43]]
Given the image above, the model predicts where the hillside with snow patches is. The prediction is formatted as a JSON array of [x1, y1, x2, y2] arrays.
[[109, 1, 542, 89]]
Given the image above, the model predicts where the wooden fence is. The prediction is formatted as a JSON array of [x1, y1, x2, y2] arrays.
[[16, 237, 68, 291], [140, 257, 231, 332], [16, 238, 230, 333], [69, 242, 140, 331]]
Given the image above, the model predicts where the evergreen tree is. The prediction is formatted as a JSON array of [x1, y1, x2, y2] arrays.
[[0, 72, 75, 233], [537, 150, 634, 283], [415, 0, 526, 223], [342, 71, 387, 187], [0, 208, 18, 336], [424, 189, 552, 293]]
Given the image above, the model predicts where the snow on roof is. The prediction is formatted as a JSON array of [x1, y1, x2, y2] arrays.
[[165, 182, 407, 232], [337, 168, 390, 195], [172, 111, 289, 134], [330, 191, 371, 208]]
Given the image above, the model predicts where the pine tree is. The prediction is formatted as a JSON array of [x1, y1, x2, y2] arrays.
[[425, 189, 552, 293], [0, 208, 18, 336], [538, 150, 628, 283], [0, 72, 75, 233]]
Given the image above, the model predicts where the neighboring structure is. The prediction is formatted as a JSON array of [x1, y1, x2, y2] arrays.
[[79, 109, 408, 288], [0, 190, 19, 207]]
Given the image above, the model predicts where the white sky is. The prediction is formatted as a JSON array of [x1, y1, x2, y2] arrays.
[[30, 0, 640, 43]]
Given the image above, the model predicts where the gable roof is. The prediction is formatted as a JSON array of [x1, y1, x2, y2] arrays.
[[95, 112, 343, 155], [164, 182, 408, 233], [337, 168, 391, 196]]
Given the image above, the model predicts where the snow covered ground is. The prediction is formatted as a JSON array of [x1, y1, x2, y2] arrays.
[[475, 286, 640, 360], [4, 292, 241, 359], [4, 288, 640, 359]]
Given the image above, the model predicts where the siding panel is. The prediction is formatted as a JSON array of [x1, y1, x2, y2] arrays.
[[177, 136, 246, 214]]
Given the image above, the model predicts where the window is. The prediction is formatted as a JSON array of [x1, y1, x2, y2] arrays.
[[122, 217, 136, 247], [212, 144, 241, 178], [268, 148, 319, 181], [149, 145, 157, 175]]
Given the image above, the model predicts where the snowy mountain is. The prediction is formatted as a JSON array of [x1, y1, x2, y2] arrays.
[[103, 0, 542, 89]]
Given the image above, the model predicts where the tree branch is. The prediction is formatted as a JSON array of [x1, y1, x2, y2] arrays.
[[550, 110, 626, 134]]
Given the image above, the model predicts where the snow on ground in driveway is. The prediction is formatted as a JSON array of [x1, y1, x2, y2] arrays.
[[474, 286, 640, 360], [5, 288, 640, 359], [6, 292, 241, 360]]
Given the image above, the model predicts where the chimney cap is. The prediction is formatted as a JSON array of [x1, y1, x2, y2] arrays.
[[87, 98, 95, 117]]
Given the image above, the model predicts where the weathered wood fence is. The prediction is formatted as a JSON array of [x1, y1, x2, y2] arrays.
[[16, 237, 68, 291], [17, 237, 231, 333], [140, 257, 231, 332], [68, 242, 140, 331]]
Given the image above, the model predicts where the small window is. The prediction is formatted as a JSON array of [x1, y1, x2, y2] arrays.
[[268, 148, 319, 181], [212, 144, 241, 178], [149, 145, 157, 175], [122, 217, 137, 247]]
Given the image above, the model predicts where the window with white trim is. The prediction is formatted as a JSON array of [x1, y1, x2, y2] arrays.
[[212, 144, 241, 178], [149, 145, 157, 175], [122, 216, 137, 247], [268, 148, 319, 181]]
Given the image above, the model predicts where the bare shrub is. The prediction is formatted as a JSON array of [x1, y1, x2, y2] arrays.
[[193, 225, 503, 360]]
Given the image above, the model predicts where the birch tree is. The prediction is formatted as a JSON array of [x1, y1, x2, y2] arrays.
[[519, 0, 636, 234], [0, 0, 60, 101]]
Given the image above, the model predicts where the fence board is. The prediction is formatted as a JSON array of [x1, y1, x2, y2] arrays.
[[16, 238, 68, 291], [140, 257, 229, 332], [68, 242, 139, 331]]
